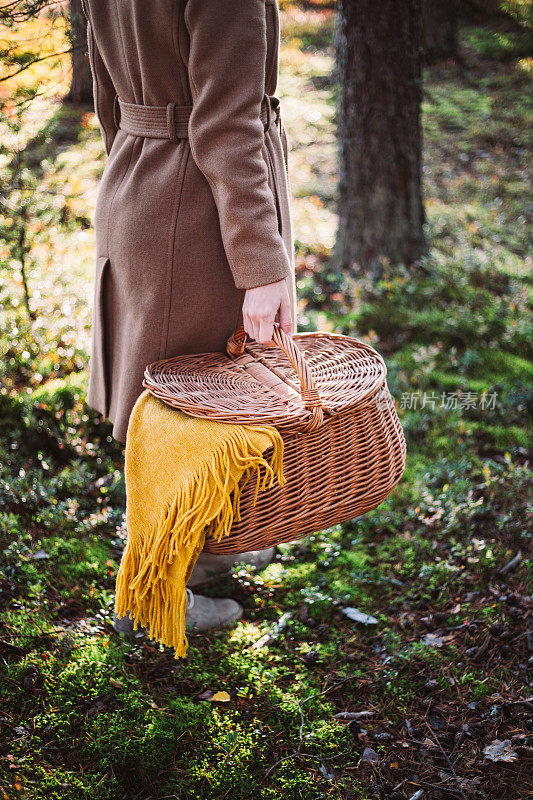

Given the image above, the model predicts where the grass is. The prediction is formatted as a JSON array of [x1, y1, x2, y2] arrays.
[[0, 8, 532, 800]]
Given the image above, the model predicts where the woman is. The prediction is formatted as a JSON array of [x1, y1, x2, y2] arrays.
[[82, 0, 296, 632]]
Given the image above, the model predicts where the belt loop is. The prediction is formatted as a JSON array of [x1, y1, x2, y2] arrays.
[[113, 95, 121, 129], [166, 103, 178, 142]]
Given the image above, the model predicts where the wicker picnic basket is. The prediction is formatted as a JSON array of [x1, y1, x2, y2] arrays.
[[143, 325, 406, 554]]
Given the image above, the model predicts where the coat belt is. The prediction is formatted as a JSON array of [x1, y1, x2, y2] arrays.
[[114, 94, 281, 141]]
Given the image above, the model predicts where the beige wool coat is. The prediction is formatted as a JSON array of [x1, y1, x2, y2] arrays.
[[82, 0, 296, 444]]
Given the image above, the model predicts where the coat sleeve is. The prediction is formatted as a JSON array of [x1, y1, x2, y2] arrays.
[[82, 4, 118, 156], [184, 0, 292, 290]]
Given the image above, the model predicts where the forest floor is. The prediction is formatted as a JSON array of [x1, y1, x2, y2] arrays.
[[0, 8, 532, 800]]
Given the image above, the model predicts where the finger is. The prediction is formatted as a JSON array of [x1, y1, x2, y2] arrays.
[[243, 309, 254, 342], [258, 316, 274, 345], [252, 311, 261, 343], [277, 290, 293, 335], [251, 316, 260, 344]]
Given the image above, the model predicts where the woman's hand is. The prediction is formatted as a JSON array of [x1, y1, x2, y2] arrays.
[[242, 279, 293, 345]]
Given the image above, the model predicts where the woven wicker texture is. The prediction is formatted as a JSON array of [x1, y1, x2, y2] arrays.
[[143, 325, 406, 553]]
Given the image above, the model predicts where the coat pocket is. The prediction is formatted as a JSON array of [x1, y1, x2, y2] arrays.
[[87, 256, 111, 418]]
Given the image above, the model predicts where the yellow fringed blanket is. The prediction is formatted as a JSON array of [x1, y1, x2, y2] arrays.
[[114, 389, 285, 659]]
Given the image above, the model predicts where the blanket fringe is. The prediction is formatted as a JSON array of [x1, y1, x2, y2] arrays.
[[114, 424, 285, 658]]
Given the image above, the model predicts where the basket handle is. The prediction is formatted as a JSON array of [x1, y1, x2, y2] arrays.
[[226, 324, 324, 431]]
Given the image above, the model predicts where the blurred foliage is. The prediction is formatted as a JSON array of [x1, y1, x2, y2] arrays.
[[499, 0, 533, 27], [0, 4, 70, 89], [463, 26, 533, 59]]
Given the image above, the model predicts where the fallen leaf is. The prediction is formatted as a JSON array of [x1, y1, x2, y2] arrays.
[[109, 678, 125, 689], [319, 763, 335, 781], [341, 607, 378, 625], [360, 747, 379, 765], [210, 691, 231, 702], [423, 632, 443, 647], [334, 710, 374, 720], [253, 612, 293, 649], [30, 549, 50, 560], [484, 739, 517, 762], [460, 778, 481, 791]]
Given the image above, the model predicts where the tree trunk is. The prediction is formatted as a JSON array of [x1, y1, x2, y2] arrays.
[[335, 0, 426, 278], [422, 0, 459, 63], [65, 0, 93, 104]]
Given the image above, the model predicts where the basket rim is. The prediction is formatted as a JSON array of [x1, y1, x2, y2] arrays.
[[143, 330, 389, 431]]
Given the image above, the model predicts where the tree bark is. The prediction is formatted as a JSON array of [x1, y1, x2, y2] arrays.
[[65, 0, 93, 104], [335, 0, 426, 277], [422, 0, 459, 63]]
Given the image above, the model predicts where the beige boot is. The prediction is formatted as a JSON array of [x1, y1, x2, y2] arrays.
[[112, 609, 146, 637], [112, 588, 242, 636], [184, 588, 243, 631], [187, 547, 275, 587]]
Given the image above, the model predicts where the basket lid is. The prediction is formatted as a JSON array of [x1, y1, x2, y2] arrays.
[[143, 328, 387, 433]]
